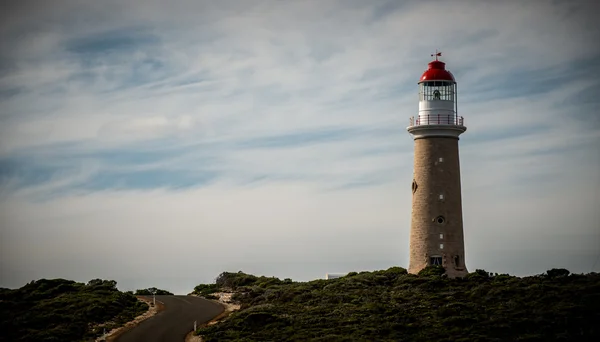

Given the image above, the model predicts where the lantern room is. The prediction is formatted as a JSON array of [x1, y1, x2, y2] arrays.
[[415, 55, 460, 126]]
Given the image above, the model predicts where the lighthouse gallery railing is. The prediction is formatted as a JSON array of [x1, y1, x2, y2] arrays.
[[409, 114, 464, 126]]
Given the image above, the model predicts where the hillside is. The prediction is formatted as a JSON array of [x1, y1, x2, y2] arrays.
[[193, 267, 600, 341], [0, 278, 149, 342]]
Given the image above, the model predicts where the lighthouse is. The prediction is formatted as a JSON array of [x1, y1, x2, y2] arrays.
[[407, 52, 468, 278]]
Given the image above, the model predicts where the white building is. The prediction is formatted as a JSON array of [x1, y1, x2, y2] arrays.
[[325, 273, 347, 280]]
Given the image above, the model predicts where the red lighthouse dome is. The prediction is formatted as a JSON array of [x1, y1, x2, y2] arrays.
[[419, 60, 455, 82]]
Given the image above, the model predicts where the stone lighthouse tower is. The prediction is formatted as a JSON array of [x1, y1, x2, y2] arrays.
[[407, 52, 468, 278]]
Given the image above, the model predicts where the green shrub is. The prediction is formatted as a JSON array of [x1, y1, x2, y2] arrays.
[[418, 265, 446, 277], [194, 267, 600, 341], [0, 278, 148, 341], [135, 287, 173, 295], [545, 268, 570, 278], [194, 283, 221, 296]]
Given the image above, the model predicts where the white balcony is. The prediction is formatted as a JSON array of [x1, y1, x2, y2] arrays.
[[409, 114, 464, 127]]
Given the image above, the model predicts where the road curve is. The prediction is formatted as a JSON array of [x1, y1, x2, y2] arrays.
[[116, 295, 224, 342]]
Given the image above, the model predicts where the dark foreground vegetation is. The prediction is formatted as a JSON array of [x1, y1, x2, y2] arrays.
[[194, 267, 600, 342], [0, 278, 148, 342], [134, 287, 173, 295]]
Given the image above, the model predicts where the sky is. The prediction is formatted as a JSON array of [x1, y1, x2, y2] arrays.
[[0, 0, 599, 295]]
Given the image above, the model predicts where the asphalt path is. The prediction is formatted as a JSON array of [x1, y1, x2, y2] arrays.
[[116, 295, 224, 342]]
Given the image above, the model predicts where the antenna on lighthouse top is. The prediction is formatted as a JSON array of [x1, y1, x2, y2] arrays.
[[431, 50, 442, 61]]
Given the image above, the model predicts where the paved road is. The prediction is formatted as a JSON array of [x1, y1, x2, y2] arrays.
[[116, 295, 224, 342]]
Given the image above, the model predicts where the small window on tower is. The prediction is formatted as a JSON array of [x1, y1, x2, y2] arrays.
[[439, 194, 444, 200], [440, 243, 444, 249], [439, 157, 444, 162], [440, 233, 444, 239]]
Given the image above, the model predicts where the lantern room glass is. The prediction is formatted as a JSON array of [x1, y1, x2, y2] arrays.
[[419, 81, 456, 101]]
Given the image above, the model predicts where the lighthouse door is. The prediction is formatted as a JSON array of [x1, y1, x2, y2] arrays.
[[429, 256, 442, 265]]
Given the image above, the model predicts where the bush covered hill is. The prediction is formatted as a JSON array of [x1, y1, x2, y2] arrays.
[[0, 278, 149, 342], [194, 267, 600, 342]]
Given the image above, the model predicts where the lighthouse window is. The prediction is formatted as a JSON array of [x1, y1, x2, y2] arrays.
[[430, 256, 443, 265], [420, 81, 455, 101], [440, 233, 444, 239], [439, 194, 444, 200], [436, 216, 446, 224], [440, 243, 444, 249], [439, 157, 444, 162]]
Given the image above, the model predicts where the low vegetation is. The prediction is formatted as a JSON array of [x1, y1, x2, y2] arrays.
[[0, 278, 148, 342], [194, 267, 600, 341], [134, 287, 173, 295], [192, 273, 294, 300]]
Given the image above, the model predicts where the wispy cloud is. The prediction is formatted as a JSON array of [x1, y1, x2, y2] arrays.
[[1, 0, 599, 292]]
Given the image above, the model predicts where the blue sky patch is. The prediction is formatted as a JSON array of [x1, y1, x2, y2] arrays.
[[235, 127, 362, 149], [66, 27, 159, 55], [80, 169, 218, 191]]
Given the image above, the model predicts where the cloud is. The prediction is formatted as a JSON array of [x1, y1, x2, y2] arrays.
[[1, 0, 599, 292]]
